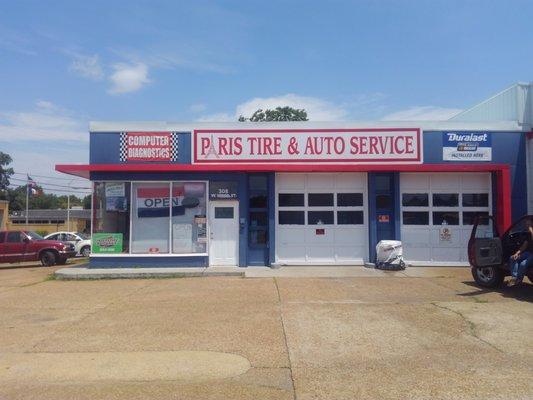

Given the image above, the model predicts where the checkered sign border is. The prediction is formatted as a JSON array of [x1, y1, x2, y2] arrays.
[[119, 132, 179, 162]]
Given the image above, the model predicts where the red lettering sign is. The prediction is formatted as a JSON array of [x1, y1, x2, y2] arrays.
[[194, 129, 422, 164]]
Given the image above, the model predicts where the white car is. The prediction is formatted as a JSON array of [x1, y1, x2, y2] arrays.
[[44, 231, 91, 257]]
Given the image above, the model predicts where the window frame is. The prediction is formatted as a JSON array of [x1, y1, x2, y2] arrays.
[[91, 180, 209, 257]]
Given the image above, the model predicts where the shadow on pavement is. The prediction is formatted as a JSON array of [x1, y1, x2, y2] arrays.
[[458, 280, 533, 303]]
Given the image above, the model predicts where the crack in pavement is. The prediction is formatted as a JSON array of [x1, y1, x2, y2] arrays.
[[273, 278, 297, 400], [431, 302, 505, 353]]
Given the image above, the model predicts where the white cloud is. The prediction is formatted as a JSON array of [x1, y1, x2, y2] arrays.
[[197, 94, 352, 122], [0, 101, 87, 142], [236, 94, 348, 121], [108, 63, 150, 94], [189, 103, 207, 113], [196, 112, 235, 122], [69, 53, 104, 81], [382, 106, 462, 121]]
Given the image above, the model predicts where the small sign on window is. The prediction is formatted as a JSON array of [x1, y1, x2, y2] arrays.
[[378, 215, 390, 223], [316, 229, 325, 235]]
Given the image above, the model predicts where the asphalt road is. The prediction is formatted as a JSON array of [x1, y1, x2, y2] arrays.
[[0, 266, 531, 399]]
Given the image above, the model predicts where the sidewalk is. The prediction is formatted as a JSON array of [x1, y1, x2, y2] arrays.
[[55, 265, 471, 280]]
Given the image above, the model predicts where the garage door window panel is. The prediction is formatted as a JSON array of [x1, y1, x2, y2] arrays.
[[462, 193, 489, 207], [279, 194, 304, 207], [432, 193, 459, 207], [463, 211, 490, 225], [308, 193, 333, 207], [279, 211, 305, 225], [402, 211, 429, 225], [308, 211, 334, 225], [433, 211, 459, 225], [337, 193, 363, 207], [402, 193, 429, 207], [337, 211, 364, 225]]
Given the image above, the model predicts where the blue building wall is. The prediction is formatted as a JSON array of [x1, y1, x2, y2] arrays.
[[89, 130, 528, 267], [422, 131, 528, 221]]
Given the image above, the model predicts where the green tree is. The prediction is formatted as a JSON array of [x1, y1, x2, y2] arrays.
[[0, 151, 14, 198], [238, 106, 308, 122], [83, 194, 92, 209], [7, 185, 85, 211]]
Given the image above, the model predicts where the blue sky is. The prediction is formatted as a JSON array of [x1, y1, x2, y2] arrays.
[[0, 0, 532, 193]]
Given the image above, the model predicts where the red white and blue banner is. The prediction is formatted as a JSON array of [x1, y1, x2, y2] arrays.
[[193, 128, 422, 164], [442, 132, 492, 161], [136, 184, 204, 218]]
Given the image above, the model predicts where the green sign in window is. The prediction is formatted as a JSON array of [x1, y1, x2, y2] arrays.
[[92, 233, 123, 254]]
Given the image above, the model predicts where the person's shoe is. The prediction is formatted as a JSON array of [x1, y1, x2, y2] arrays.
[[508, 277, 519, 286]]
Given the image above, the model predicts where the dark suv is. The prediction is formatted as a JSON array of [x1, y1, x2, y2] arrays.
[[0, 230, 77, 266], [468, 215, 533, 287]]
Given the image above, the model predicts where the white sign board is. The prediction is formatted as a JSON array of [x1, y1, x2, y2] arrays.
[[193, 129, 422, 164], [105, 182, 125, 197], [443, 132, 492, 161]]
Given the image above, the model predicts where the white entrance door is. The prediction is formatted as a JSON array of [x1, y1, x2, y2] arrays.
[[209, 201, 239, 266]]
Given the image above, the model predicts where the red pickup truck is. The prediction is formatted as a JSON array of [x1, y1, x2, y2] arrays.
[[0, 230, 77, 266]]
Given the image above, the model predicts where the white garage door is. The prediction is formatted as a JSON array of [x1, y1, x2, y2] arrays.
[[400, 173, 492, 265], [276, 173, 368, 265]]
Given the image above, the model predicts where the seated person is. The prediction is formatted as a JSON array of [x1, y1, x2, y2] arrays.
[[509, 219, 533, 285]]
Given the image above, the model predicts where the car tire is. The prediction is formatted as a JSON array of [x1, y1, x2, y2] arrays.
[[57, 258, 68, 265], [527, 272, 533, 284], [471, 266, 505, 288], [81, 246, 91, 257], [40, 251, 56, 267]]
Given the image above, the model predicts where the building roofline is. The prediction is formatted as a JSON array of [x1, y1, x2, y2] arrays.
[[89, 120, 524, 132]]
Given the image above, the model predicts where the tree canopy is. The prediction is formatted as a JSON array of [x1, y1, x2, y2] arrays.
[[238, 106, 308, 122], [0, 151, 14, 195], [5, 185, 90, 211]]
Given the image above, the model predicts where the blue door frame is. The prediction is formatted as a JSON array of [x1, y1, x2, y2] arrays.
[[368, 173, 401, 262]]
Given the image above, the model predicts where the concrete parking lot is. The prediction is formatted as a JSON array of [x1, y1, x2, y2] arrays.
[[0, 265, 531, 400]]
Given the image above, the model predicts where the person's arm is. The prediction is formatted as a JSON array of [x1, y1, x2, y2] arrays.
[[512, 237, 530, 260]]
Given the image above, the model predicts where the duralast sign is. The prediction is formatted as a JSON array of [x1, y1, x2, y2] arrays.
[[193, 129, 422, 164], [442, 132, 492, 161]]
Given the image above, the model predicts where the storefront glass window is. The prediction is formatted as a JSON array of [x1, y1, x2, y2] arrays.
[[131, 183, 170, 254], [171, 182, 207, 254], [92, 182, 131, 253]]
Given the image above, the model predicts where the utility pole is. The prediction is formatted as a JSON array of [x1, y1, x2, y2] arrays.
[[25, 181, 29, 227]]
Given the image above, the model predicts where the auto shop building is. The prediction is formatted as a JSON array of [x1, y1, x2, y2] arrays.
[[56, 85, 532, 268]]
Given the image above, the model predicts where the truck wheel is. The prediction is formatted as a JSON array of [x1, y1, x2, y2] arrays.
[[471, 266, 504, 288], [57, 258, 68, 265], [81, 246, 91, 257], [527, 272, 533, 284], [40, 251, 56, 267]]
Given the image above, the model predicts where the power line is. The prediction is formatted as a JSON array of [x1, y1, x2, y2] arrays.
[[12, 171, 87, 182], [7, 184, 91, 195], [9, 177, 91, 190]]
